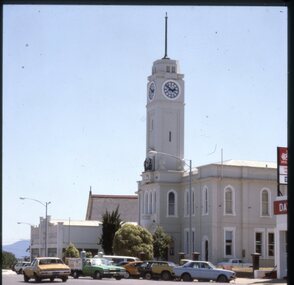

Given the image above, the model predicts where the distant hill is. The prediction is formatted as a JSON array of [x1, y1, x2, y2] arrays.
[[2, 240, 30, 259]]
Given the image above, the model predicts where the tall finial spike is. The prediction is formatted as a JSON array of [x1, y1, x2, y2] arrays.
[[163, 12, 169, 59]]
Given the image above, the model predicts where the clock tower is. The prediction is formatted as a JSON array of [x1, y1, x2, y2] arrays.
[[144, 14, 185, 173], [139, 14, 185, 256]]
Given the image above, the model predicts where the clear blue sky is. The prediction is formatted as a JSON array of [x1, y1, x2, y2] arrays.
[[3, 5, 287, 245]]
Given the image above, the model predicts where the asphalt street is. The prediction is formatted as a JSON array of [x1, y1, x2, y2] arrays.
[[2, 270, 287, 285]]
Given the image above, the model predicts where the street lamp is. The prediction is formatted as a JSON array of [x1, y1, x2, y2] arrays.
[[17, 222, 34, 261], [19, 197, 51, 256], [148, 150, 193, 259]]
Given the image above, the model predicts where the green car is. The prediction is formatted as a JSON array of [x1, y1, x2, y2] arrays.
[[68, 257, 126, 280]]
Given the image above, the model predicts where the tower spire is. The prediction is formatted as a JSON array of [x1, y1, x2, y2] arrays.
[[163, 12, 169, 59]]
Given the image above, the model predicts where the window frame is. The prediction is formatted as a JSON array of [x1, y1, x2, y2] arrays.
[[202, 186, 209, 215], [167, 190, 177, 217], [224, 186, 236, 216], [224, 227, 235, 258], [254, 229, 265, 257], [260, 188, 271, 217]]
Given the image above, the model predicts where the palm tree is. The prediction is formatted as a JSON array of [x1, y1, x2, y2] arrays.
[[99, 206, 123, 254]]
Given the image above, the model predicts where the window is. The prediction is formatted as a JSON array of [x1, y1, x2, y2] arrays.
[[185, 230, 189, 254], [192, 191, 195, 215], [224, 227, 235, 257], [202, 187, 208, 215], [144, 192, 148, 214], [166, 66, 170, 72], [152, 191, 156, 213], [225, 230, 233, 256], [169, 131, 172, 142], [185, 190, 189, 216], [268, 232, 274, 257], [261, 189, 270, 216], [172, 66, 176, 73], [255, 232, 263, 255], [224, 186, 235, 215], [167, 191, 177, 216], [148, 192, 152, 214], [184, 229, 195, 254]]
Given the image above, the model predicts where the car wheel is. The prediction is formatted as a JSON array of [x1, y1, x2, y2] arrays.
[[50, 277, 54, 282], [72, 271, 79, 279], [182, 273, 192, 282], [34, 274, 41, 283], [62, 277, 68, 282], [93, 271, 102, 279], [125, 271, 130, 279], [23, 273, 30, 282], [161, 271, 171, 281], [115, 276, 122, 280], [217, 275, 228, 282], [144, 272, 152, 280]]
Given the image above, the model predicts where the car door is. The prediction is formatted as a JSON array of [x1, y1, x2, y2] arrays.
[[183, 262, 200, 279], [196, 262, 215, 280], [82, 259, 93, 276], [26, 259, 37, 278]]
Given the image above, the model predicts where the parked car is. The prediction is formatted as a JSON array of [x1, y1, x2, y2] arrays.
[[14, 261, 30, 274], [217, 258, 253, 269], [151, 261, 176, 280], [66, 257, 126, 280], [138, 260, 176, 280], [23, 257, 71, 282], [123, 260, 144, 278], [93, 254, 140, 265], [173, 260, 236, 282], [137, 261, 155, 279]]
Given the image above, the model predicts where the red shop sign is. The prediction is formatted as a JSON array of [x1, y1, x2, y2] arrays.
[[274, 200, 288, 215]]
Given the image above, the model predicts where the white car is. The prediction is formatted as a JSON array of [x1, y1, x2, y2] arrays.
[[173, 260, 236, 282], [14, 261, 30, 274], [217, 258, 252, 269]]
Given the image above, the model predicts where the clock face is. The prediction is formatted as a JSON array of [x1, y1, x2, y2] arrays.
[[148, 82, 156, 101], [163, 80, 180, 99]]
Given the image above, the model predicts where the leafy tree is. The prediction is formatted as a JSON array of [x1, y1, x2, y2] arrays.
[[113, 224, 153, 259], [64, 243, 79, 258], [153, 226, 171, 260], [2, 251, 17, 269], [99, 206, 123, 255]]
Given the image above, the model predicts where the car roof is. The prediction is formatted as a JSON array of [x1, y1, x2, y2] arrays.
[[35, 257, 61, 260]]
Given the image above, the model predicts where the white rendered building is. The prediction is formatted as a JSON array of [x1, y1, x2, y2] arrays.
[[30, 216, 102, 259], [137, 17, 286, 266]]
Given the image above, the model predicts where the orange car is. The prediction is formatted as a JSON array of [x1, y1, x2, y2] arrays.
[[123, 261, 143, 278]]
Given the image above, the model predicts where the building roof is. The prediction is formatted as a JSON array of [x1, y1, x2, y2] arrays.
[[196, 159, 276, 169], [215, 159, 276, 168], [49, 219, 101, 226], [85, 192, 138, 222], [90, 194, 138, 200]]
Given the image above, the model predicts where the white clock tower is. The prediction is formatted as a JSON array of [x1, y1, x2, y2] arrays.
[[144, 14, 185, 173], [139, 15, 185, 247]]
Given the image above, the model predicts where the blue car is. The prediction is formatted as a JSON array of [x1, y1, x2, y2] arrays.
[[173, 260, 236, 282]]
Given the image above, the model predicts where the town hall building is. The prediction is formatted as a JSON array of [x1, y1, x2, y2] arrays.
[[137, 15, 287, 267]]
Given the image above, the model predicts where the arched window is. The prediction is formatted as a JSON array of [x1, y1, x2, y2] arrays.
[[152, 191, 156, 213], [224, 186, 235, 215], [202, 186, 208, 215], [167, 190, 177, 216], [185, 190, 189, 216], [261, 189, 270, 216], [192, 190, 195, 215], [144, 192, 148, 214], [148, 192, 152, 214]]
